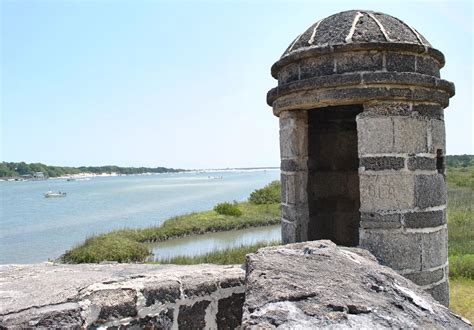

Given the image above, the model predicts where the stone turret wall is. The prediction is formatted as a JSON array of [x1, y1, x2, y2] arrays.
[[357, 101, 449, 306], [268, 10, 455, 306]]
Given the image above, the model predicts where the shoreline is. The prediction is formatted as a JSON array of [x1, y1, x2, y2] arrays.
[[0, 167, 280, 182]]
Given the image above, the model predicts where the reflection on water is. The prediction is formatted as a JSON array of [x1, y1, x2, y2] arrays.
[[148, 225, 281, 261]]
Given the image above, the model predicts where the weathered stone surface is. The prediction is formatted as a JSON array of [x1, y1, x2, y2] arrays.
[[405, 267, 446, 287], [413, 103, 444, 120], [242, 241, 469, 328], [359, 174, 414, 211], [404, 209, 446, 228], [386, 52, 416, 72], [216, 293, 245, 329], [431, 119, 446, 153], [415, 174, 447, 208], [278, 62, 299, 84], [417, 56, 440, 77], [335, 51, 383, 73], [359, 229, 421, 270], [360, 212, 401, 229], [360, 156, 405, 171], [357, 116, 394, 154], [0, 263, 245, 329], [279, 111, 308, 159], [283, 172, 308, 205], [408, 156, 437, 171], [422, 227, 448, 270], [300, 55, 334, 79], [178, 300, 209, 329], [393, 117, 428, 153], [427, 280, 450, 307]]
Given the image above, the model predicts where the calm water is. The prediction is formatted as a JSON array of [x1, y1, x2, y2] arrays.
[[0, 170, 280, 264], [148, 225, 281, 261]]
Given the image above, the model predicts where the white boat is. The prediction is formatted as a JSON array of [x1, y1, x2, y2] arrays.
[[44, 191, 67, 198]]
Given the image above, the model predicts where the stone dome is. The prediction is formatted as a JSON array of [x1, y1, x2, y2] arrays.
[[282, 10, 432, 58]]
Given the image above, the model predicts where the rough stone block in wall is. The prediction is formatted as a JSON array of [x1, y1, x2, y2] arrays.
[[422, 227, 448, 270], [282, 219, 304, 243], [357, 116, 393, 154], [279, 112, 308, 159], [280, 173, 287, 204], [359, 174, 414, 211], [393, 117, 428, 153], [299, 55, 334, 79], [407, 156, 437, 171], [404, 267, 446, 287], [359, 229, 421, 271], [278, 62, 299, 84], [362, 102, 411, 117], [285, 172, 308, 205], [335, 51, 383, 73], [417, 56, 440, 78], [360, 156, 405, 171], [404, 209, 446, 228], [178, 300, 209, 328], [426, 281, 450, 307], [430, 119, 446, 153], [414, 174, 447, 208], [386, 52, 416, 72], [282, 204, 309, 223], [360, 212, 402, 229], [412, 103, 444, 120], [281, 158, 306, 172]]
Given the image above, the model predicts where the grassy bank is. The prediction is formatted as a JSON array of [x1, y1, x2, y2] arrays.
[[61, 201, 280, 263]]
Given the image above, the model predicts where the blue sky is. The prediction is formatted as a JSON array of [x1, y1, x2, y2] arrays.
[[1, 0, 472, 169]]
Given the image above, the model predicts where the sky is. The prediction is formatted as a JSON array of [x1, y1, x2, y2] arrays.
[[1, 0, 473, 169]]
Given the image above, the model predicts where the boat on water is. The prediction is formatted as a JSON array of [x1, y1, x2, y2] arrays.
[[44, 191, 67, 198]]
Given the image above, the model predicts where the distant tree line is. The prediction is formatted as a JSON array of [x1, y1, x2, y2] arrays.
[[0, 162, 185, 178], [445, 155, 474, 168]]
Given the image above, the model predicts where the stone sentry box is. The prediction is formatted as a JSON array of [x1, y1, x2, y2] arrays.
[[267, 10, 455, 306]]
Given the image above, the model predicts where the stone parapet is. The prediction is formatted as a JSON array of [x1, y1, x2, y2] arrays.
[[0, 263, 245, 329]]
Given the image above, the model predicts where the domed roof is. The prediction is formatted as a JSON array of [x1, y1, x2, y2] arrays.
[[282, 10, 432, 58]]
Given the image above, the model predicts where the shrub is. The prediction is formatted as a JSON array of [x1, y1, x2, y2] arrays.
[[249, 181, 281, 204], [214, 202, 242, 217], [449, 254, 474, 279]]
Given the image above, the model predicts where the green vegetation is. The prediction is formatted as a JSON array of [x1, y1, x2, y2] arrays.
[[0, 161, 183, 178], [214, 202, 243, 217], [157, 241, 280, 265], [450, 278, 474, 323], [445, 154, 474, 168], [249, 181, 281, 204], [446, 164, 473, 322], [60, 202, 280, 263]]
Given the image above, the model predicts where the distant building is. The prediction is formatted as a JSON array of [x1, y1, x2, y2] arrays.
[[33, 172, 45, 180]]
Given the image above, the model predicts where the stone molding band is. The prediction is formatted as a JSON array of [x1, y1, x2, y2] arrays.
[[271, 42, 445, 77], [267, 72, 455, 115]]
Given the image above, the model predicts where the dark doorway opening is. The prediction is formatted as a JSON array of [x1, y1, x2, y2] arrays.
[[307, 105, 363, 246]]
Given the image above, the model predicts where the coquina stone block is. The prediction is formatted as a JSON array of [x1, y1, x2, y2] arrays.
[[357, 117, 393, 154], [393, 117, 428, 153], [359, 229, 422, 271], [359, 174, 414, 211], [414, 174, 447, 208], [422, 227, 448, 270], [404, 267, 446, 287]]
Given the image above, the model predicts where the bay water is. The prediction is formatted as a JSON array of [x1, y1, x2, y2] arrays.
[[0, 170, 280, 264]]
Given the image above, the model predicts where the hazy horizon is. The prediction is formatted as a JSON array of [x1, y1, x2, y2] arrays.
[[2, 0, 473, 169]]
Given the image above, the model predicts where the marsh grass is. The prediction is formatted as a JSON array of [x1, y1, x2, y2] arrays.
[[155, 241, 281, 265], [60, 202, 280, 263]]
